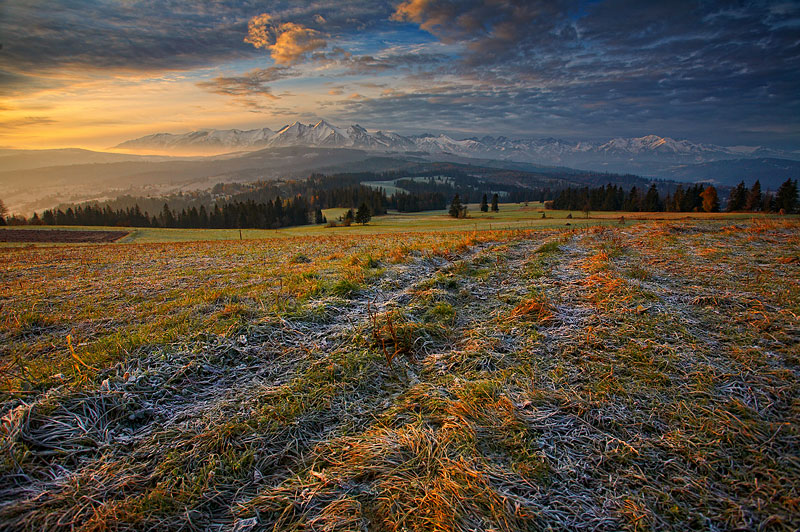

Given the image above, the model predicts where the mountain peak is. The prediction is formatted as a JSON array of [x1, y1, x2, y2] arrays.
[[113, 123, 800, 170]]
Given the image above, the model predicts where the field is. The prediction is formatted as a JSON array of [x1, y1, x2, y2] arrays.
[[1, 215, 799, 530], [0, 203, 773, 244], [0, 229, 129, 243]]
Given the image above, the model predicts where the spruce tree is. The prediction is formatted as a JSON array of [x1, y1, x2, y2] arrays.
[[480, 194, 488, 212], [643, 184, 661, 211], [745, 180, 762, 211], [491, 194, 499, 212], [775, 179, 799, 213], [727, 181, 748, 211], [355, 203, 371, 225], [449, 194, 463, 218]]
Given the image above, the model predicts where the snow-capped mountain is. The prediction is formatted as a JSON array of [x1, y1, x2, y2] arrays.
[[117, 128, 274, 151], [115, 120, 800, 173]]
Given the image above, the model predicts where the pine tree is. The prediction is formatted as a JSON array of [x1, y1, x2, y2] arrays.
[[745, 180, 762, 211], [491, 193, 499, 212], [480, 194, 488, 212], [160, 203, 176, 227], [701, 185, 720, 213], [670, 185, 684, 212], [355, 203, 371, 225], [343, 208, 354, 226], [775, 179, 799, 213], [0, 199, 6, 225], [726, 181, 748, 212], [762, 192, 775, 212], [625, 186, 641, 212], [449, 195, 463, 218], [643, 184, 661, 211]]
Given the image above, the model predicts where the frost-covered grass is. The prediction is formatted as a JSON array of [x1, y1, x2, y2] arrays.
[[1, 220, 798, 531]]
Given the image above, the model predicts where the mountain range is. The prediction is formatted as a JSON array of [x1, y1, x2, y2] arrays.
[[116, 120, 800, 176], [4, 120, 798, 215]]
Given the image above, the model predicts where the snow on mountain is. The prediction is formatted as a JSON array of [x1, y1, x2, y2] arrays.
[[116, 128, 274, 151], [115, 121, 800, 172], [412, 134, 483, 156]]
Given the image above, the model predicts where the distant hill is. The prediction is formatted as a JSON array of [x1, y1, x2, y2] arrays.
[[0, 148, 177, 171], [0, 146, 652, 214]]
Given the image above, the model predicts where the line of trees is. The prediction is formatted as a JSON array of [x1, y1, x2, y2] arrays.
[[725, 179, 799, 213], [550, 179, 798, 213], [29, 196, 313, 229]]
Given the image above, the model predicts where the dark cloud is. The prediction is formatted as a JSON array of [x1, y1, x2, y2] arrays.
[[1, 0, 797, 148], [332, 76, 798, 148], [196, 67, 296, 98], [0, 1, 391, 80], [386, 0, 800, 147]]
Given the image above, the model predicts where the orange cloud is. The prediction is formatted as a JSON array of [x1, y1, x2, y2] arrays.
[[391, 0, 453, 33], [244, 13, 327, 65]]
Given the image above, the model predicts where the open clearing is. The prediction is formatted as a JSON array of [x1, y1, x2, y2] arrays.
[[1, 218, 799, 530]]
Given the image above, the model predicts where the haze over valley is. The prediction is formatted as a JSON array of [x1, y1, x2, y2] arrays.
[[4, 120, 800, 214]]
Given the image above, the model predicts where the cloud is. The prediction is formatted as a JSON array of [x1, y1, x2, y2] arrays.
[[244, 13, 328, 65], [2, 0, 798, 149], [0, 116, 57, 129], [391, 0, 574, 50], [196, 67, 296, 99]]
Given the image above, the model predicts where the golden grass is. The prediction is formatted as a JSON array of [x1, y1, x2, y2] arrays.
[[1, 220, 798, 530]]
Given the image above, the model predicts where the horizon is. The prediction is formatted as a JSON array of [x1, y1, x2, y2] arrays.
[[1, 1, 799, 152], [4, 119, 796, 159]]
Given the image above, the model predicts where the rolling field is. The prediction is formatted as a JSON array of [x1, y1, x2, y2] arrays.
[[1, 218, 799, 530], [0, 203, 775, 245]]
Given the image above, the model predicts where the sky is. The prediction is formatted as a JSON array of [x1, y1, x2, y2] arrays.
[[1, 0, 799, 151]]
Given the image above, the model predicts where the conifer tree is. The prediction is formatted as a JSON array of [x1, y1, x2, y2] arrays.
[[491, 193, 499, 212], [745, 180, 762, 211], [643, 184, 661, 211], [480, 194, 488, 212], [449, 194, 463, 218], [775, 178, 798, 213], [727, 181, 748, 211], [355, 203, 371, 225]]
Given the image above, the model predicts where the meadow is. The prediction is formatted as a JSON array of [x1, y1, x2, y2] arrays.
[[1, 212, 798, 530], [1, 202, 770, 244]]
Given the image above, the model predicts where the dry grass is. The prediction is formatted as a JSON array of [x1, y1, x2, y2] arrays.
[[1, 220, 798, 530]]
